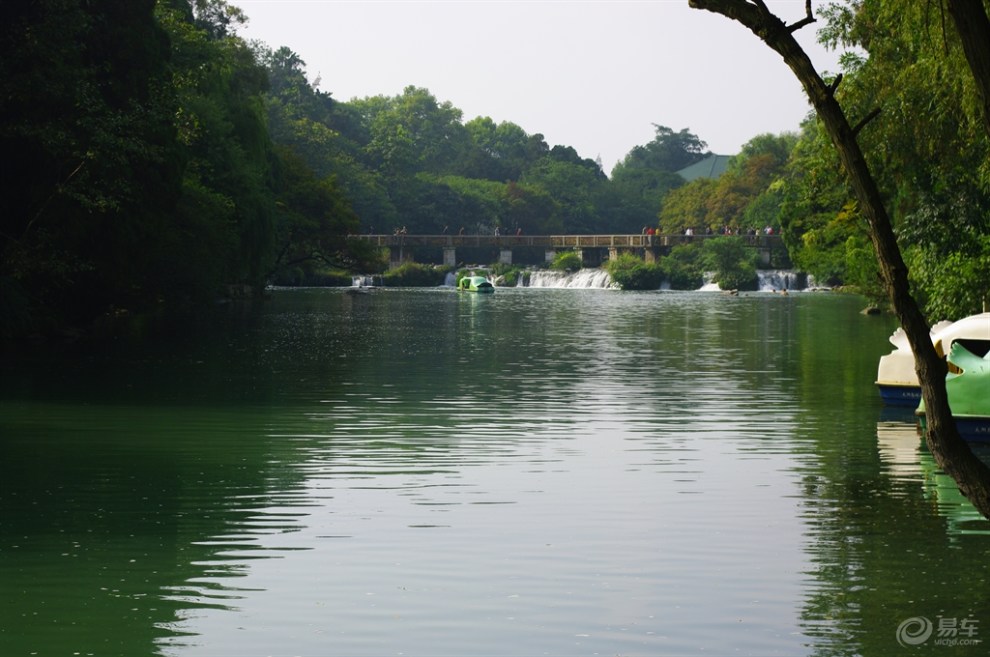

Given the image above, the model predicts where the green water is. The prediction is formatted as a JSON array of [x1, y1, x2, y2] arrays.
[[2, 288, 988, 656]]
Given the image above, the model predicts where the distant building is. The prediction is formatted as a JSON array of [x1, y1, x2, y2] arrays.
[[675, 154, 732, 182]]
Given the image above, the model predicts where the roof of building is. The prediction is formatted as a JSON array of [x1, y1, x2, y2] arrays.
[[675, 154, 733, 182]]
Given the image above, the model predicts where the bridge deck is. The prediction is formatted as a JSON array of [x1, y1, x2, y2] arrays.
[[349, 234, 782, 249]]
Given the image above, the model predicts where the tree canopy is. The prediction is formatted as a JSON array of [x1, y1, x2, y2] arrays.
[[1, 0, 987, 337]]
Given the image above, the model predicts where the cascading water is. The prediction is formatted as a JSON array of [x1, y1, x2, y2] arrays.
[[757, 270, 807, 291], [524, 269, 618, 289], [352, 275, 379, 287], [699, 270, 810, 292], [437, 268, 813, 291]]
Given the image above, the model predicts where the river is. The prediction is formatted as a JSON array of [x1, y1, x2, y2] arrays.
[[1, 287, 988, 656]]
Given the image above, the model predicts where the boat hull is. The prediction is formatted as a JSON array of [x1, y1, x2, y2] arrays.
[[914, 341, 990, 442], [916, 414, 990, 442], [877, 384, 922, 407], [876, 312, 990, 406]]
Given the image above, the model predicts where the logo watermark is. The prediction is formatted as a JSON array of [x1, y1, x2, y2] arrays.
[[897, 615, 982, 648]]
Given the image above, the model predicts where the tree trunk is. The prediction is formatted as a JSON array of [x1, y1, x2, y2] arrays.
[[946, 0, 990, 137], [689, 0, 990, 520]]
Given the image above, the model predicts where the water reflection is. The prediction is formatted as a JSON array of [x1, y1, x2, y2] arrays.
[[877, 414, 990, 537], [3, 289, 990, 656]]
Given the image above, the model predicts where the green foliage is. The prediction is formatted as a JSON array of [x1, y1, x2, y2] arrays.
[[610, 125, 705, 233], [267, 146, 359, 278], [551, 251, 583, 273], [799, 0, 990, 314], [1, 0, 184, 332], [521, 158, 602, 233], [4, 0, 988, 336], [659, 178, 718, 235], [700, 237, 759, 291], [269, 267, 351, 287], [906, 236, 990, 320], [489, 263, 525, 287], [463, 117, 543, 181], [658, 132, 796, 236], [605, 254, 663, 290], [382, 262, 451, 287], [359, 86, 469, 179], [660, 244, 704, 290], [612, 125, 708, 174], [843, 235, 886, 307], [159, 0, 278, 291]]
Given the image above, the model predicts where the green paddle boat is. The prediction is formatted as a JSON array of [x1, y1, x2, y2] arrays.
[[457, 275, 494, 293], [916, 341, 990, 441]]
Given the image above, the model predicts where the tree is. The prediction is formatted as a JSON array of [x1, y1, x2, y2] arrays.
[[157, 0, 277, 291], [689, 0, 990, 520], [658, 177, 717, 234], [267, 146, 361, 281], [609, 168, 686, 233], [1, 0, 182, 333], [361, 86, 470, 179], [521, 159, 603, 234], [712, 132, 797, 232], [814, 0, 990, 318], [610, 125, 708, 232], [463, 117, 544, 181], [257, 45, 397, 237], [946, 0, 990, 138], [613, 125, 709, 173], [700, 236, 759, 291]]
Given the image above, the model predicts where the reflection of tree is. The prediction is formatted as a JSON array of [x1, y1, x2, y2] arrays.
[[793, 412, 990, 657], [690, 0, 990, 522]]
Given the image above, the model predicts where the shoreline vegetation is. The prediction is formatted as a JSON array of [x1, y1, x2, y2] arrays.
[[2, 1, 987, 340]]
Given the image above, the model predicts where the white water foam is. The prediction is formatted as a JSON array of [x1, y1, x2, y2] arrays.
[[525, 269, 618, 289]]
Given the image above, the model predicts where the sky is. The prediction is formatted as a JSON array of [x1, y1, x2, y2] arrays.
[[237, 0, 844, 175]]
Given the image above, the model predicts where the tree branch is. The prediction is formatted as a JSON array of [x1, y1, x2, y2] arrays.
[[688, 0, 990, 520], [946, 0, 990, 137], [851, 107, 882, 137], [787, 0, 816, 33], [827, 73, 843, 96]]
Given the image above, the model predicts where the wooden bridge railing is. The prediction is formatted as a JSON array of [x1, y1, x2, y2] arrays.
[[348, 234, 783, 249]]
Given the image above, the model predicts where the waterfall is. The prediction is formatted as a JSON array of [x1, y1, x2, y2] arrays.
[[437, 268, 811, 291], [697, 270, 808, 292], [524, 269, 618, 289], [757, 270, 806, 291], [352, 275, 378, 287], [699, 272, 720, 291]]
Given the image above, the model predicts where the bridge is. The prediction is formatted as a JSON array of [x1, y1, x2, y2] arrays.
[[348, 233, 785, 268]]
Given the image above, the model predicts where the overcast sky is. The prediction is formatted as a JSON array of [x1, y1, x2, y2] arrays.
[[238, 0, 843, 175]]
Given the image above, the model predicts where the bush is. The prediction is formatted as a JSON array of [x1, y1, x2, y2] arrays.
[[490, 263, 525, 287], [906, 236, 990, 319], [605, 253, 663, 290], [662, 244, 704, 290], [700, 236, 759, 291], [713, 261, 759, 291], [551, 251, 583, 272], [382, 262, 451, 287], [269, 266, 351, 287]]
